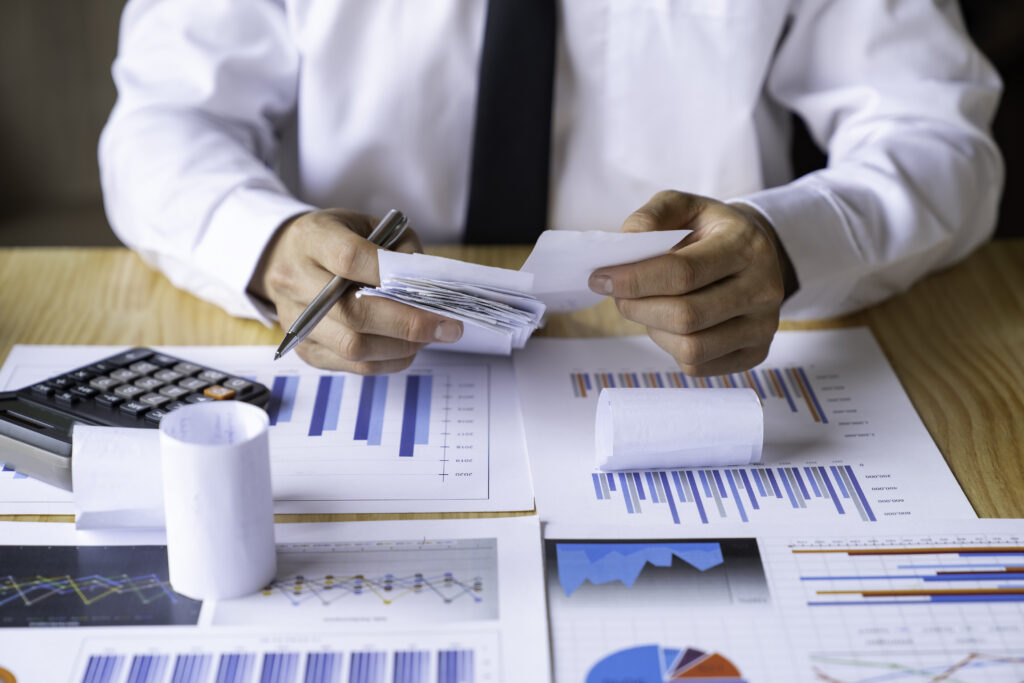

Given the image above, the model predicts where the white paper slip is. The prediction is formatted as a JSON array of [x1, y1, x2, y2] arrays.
[[360, 229, 689, 355], [514, 328, 976, 527], [596, 387, 763, 470], [521, 229, 690, 312], [0, 516, 551, 683]]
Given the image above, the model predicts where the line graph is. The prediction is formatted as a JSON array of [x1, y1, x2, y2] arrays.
[[263, 570, 484, 607], [211, 538, 498, 626], [810, 651, 1024, 682], [0, 545, 200, 627]]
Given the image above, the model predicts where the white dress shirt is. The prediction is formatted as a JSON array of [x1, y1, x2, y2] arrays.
[[99, 0, 1003, 322]]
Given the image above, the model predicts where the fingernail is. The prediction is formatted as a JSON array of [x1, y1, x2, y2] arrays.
[[435, 319, 463, 343], [589, 275, 614, 295]]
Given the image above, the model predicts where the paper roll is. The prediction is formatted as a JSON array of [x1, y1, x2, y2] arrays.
[[160, 401, 277, 600], [595, 388, 763, 471]]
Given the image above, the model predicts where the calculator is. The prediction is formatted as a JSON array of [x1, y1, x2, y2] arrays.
[[0, 347, 271, 491]]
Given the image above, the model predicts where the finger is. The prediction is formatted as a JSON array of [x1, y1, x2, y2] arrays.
[[621, 190, 709, 233], [676, 345, 772, 378], [589, 228, 752, 298], [295, 338, 418, 375], [615, 275, 782, 334], [299, 212, 393, 287], [648, 313, 777, 369], [330, 293, 464, 344]]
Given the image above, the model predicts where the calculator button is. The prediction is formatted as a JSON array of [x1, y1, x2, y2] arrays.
[[185, 393, 215, 404], [30, 383, 54, 397], [114, 384, 145, 399], [119, 400, 150, 417], [173, 362, 203, 375], [139, 393, 171, 408], [107, 349, 153, 366], [204, 385, 235, 400], [70, 385, 99, 399], [197, 370, 228, 384], [134, 377, 165, 392], [153, 369, 183, 383], [68, 369, 96, 382], [147, 354, 178, 367], [222, 378, 252, 392], [178, 377, 209, 392], [144, 409, 169, 424], [164, 401, 187, 412], [54, 391, 79, 405], [89, 376, 122, 391], [96, 393, 124, 407], [87, 361, 117, 374], [129, 361, 160, 375], [110, 368, 140, 382], [46, 377, 74, 390], [159, 385, 190, 399]]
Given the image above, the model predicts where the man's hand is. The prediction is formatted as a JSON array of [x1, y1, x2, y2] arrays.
[[249, 209, 463, 374], [588, 191, 797, 376]]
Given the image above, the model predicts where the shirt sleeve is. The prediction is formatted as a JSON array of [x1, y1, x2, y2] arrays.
[[98, 0, 316, 322], [734, 0, 1003, 319]]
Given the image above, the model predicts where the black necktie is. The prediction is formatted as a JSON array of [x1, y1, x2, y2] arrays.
[[463, 0, 557, 244]]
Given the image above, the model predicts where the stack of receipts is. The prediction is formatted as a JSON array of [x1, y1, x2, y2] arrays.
[[359, 229, 689, 355]]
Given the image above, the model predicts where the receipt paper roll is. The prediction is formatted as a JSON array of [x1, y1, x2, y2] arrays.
[[595, 388, 763, 470], [160, 401, 277, 600]]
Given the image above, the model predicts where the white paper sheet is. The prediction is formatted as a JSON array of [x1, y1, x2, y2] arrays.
[[595, 387, 763, 470], [72, 425, 163, 529], [0, 345, 534, 515], [160, 402, 277, 600], [521, 229, 690, 312], [513, 328, 975, 527], [543, 518, 1024, 682], [0, 516, 550, 683]]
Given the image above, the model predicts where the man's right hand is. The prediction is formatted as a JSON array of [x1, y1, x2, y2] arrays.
[[248, 209, 463, 374]]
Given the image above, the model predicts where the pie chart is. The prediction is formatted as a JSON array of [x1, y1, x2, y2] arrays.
[[586, 645, 747, 682]]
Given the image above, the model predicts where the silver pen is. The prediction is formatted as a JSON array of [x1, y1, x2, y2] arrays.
[[274, 209, 410, 360]]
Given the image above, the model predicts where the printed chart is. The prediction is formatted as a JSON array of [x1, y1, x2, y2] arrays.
[[72, 631, 494, 683], [515, 329, 974, 527], [0, 345, 535, 514], [0, 545, 200, 628], [586, 645, 748, 683], [211, 538, 498, 625]]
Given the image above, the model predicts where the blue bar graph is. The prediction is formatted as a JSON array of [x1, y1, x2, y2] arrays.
[[592, 464, 876, 525], [304, 653, 343, 683], [267, 376, 300, 426], [82, 656, 123, 683], [171, 654, 212, 683], [399, 375, 433, 458], [260, 653, 300, 683], [438, 650, 473, 683], [215, 653, 256, 683], [353, 376, 388, 445], [393, 651, 429, 683], [309, 376, 345, 436], [348, 652, 386, 683], [127, 655, 168, 683]]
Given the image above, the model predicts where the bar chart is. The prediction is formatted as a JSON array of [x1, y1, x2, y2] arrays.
[[570, 365, 828, 423], [590, 464, 876, 525], [77, 647, 480, 683], [248, 364, 494, 506]]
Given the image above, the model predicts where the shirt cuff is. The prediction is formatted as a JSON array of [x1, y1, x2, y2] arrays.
[[732, 177, 867, 320], [195, 183, 317, 323]]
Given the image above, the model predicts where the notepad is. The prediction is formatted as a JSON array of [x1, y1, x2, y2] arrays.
[[359, 229, 689, 354]]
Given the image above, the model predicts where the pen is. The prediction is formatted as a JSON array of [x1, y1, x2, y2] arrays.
[[274, 209, 410, 360]]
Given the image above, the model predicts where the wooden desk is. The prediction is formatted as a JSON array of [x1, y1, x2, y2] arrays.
[[0, 241, 1021, 520]]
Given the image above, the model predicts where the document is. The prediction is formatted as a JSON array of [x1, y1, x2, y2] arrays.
[[0, 345, 534, 515], [0, 516, 550, 683], [544, 518, 1024, 682], [513, 328, 975, 527], [360, 229, 689, 355]]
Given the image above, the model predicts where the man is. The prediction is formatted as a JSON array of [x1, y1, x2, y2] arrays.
[[99, 1, 1002, 376]]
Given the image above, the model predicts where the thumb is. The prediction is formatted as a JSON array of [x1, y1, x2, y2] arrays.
[[621, 190, 709, 233]]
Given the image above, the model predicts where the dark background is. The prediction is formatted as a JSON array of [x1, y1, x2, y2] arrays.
[[0, 1, 1019, 246]]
